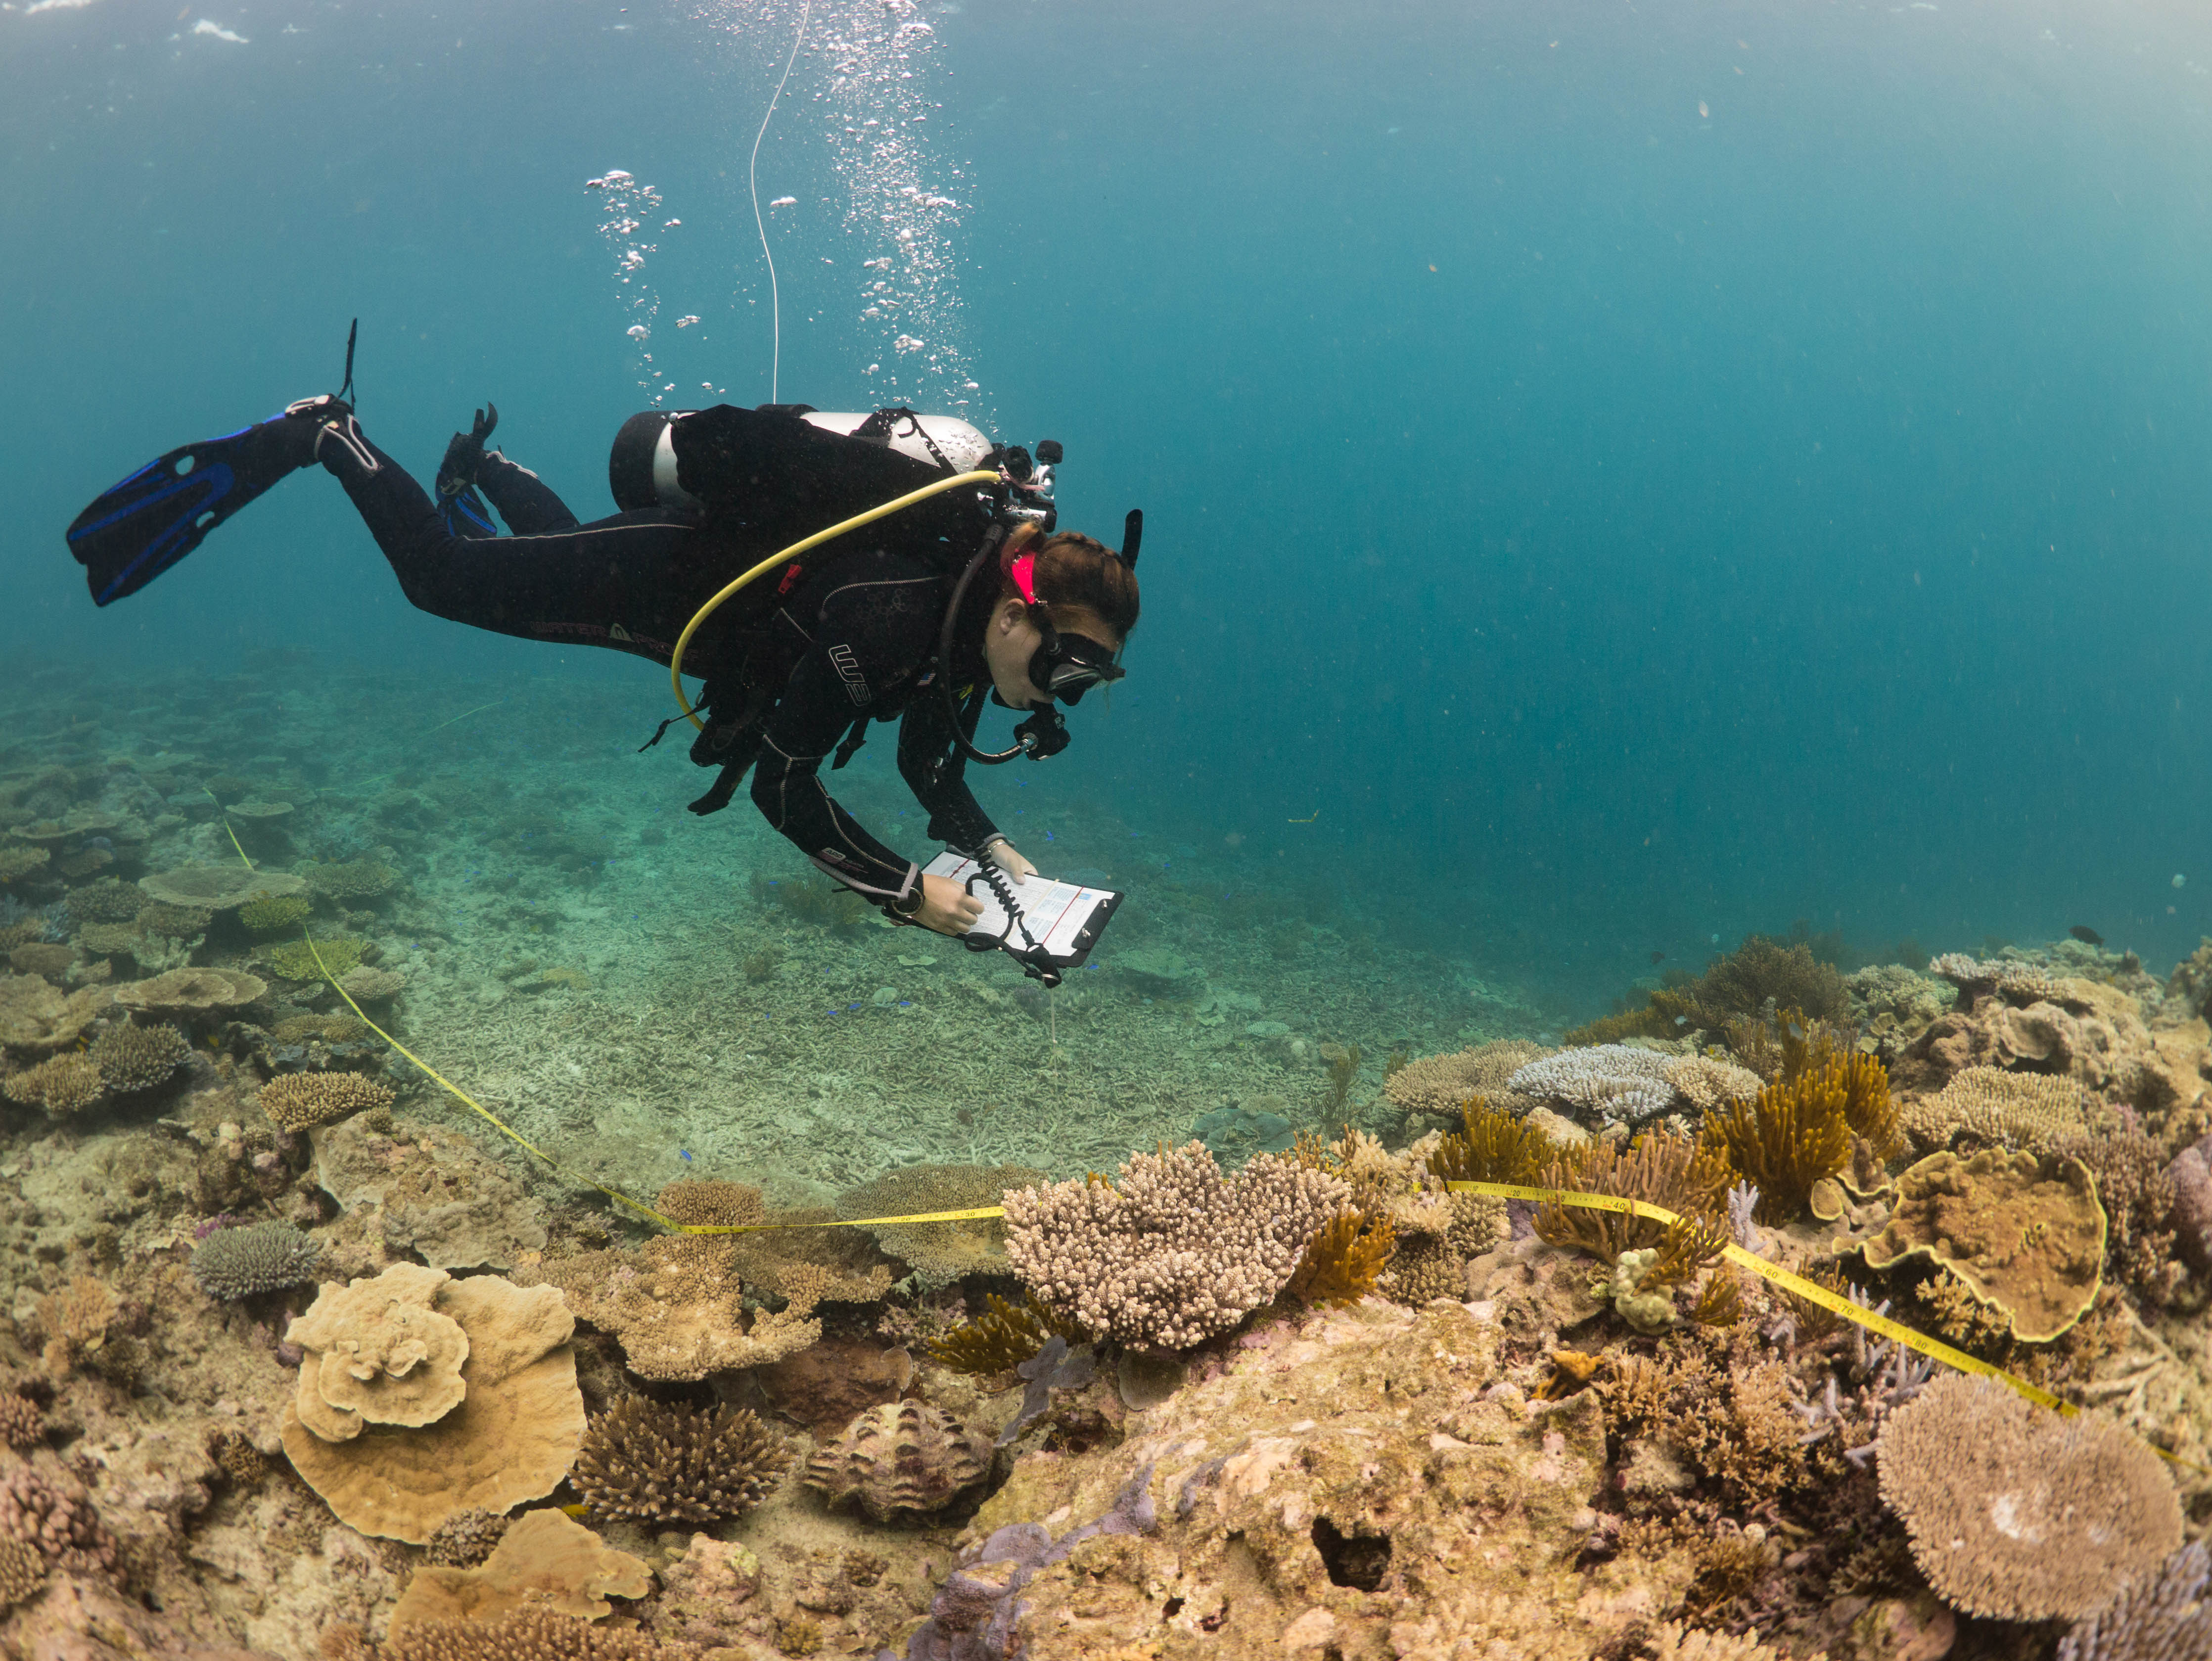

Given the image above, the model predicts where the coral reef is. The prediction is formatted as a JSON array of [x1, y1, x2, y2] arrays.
[[1510, 1043, 1680, 1128], [114, 964, 266, 1018], [1285, 1209, 1395, 1306], [1003, 1141, 1348, 1351], [1863, 1148, 2106, 1341], [261, 1069, 394, 1131], [1899, 1064, 2097, 1153], [190, 1219, 324, 1300], [313, 1115, 548, 1271], [804, 1400, 994, 1523], [571, 1398, 788, 1524], [281, 1266, 586, 1543], [1875, 1375, 2180, 1621], [1384, 1039, 1553, 1124], [1701, 1063, 1853, 1223], [138, 864, 305, 909], [526, 1235, 822, 1381], [301, 858, 401, 899]]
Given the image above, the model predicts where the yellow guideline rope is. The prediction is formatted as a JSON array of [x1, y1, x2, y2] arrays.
[[666, 467, 1002, 733], [203, 787, 257, 871]]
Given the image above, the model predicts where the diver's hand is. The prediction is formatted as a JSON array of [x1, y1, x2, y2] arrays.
[[435, 402, 500, 498], [914, 873, 984, 936], [981, 838, 1036, 884]]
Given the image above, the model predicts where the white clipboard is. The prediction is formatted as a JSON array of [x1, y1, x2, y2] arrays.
[[921, 852, 1123, 972]]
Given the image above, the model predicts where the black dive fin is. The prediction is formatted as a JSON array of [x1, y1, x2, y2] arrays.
[[66, 417, 305, 606]]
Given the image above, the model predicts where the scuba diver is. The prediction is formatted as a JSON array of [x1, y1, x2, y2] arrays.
[[65, 370, 1141, 947]]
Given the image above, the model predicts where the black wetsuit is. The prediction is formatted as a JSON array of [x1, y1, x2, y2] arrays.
[[317, 426, 1003, 910]]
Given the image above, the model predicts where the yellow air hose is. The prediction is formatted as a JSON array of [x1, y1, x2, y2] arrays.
[[667, 467, 1002, 732]]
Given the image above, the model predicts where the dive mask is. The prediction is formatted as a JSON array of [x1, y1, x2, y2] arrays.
[[1006, 549, 1125, 705]]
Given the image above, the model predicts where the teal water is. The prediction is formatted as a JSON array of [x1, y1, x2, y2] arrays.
[[6, 0, 2212, 1024]]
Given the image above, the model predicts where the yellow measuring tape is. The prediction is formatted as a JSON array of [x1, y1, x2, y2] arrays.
[[664, 467, 1001, 734]]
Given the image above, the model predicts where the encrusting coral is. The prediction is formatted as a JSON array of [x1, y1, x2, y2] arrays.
[[1002, 1140, 1348, 1351], [1861, 1149, 2106, 1342], [835, 1161, 1048, 1292], [390, 1507, 651, 1628], [1876, 1375, 2179, 1621], [259, 1069, 394, 1132], [280, 1265, 586, 1544], [189, 1219, 324, 1301], [570, 1398, 787, 1524], [804, 1399, 994, 1523], [525, 1234, 822, 1382]]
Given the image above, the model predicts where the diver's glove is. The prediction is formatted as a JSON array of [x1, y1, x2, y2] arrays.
[[435, 403, 499, 499]]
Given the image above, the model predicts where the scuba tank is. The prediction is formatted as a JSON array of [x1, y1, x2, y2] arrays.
[[609, 403, 998, 517]]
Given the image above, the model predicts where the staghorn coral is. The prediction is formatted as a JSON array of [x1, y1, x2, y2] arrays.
[[190, 1219, 324, 1301], [804, 1399, 993, 1523], [260, 1069, 394, 1131], [1286, 1209, 1395, 1307], [88, 1018, 189, 1093], [385, 1608, 680, 1661], [424, 1509, 510, 1569], [302, 859, 400, 899], [0, 1396, 40, 1451], [1901, 1065, 2095, 1154], [572, 1398, 787, 1524], [1877, 1375, 2180, 1621], [1601, 1345, 1808, 1505], [1702, 1061, 1853, 1223], [525, 1235, 821, 1382], [1862, 1149, 2106, 1342], [1383, 1038, 1552, 1122], [836, 1161, 1048, 1292], [2057, 1541, 2212, 1661], [390, 1508, 652, 1628], [281, 1269, 585, 1544], [1003, 1141, 1348, 1351], [927, 1293, 1074, 1374], [1509, 1043, 1679, 1127], [1, 1050, 103, 1116], [1531, 1129, 1732, 1265], [0, 1464, 116, 1573]]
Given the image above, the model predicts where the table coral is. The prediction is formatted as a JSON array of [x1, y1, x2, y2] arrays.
[[1385, 1039, 1552, 1123], [280, 1269, 585, 1544], [1003, 1141, 1348, 1351], [1510, 1044, 1680, 1128], [1899, 1065, 2096, 1154], [1863, 1148, 2107, 1342], [137, 865, 305, 910], [1877, 1375, 2179, 1621], [0, 971, 111, 1053], [113, 965, 266, 1019], [2057, 1541, 2212, 1661]]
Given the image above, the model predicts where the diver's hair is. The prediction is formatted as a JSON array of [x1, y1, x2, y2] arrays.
[[1001, 530, 1140, 637]]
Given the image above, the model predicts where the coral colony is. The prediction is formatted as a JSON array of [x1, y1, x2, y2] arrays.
[[3, 734, 2212, 1660]]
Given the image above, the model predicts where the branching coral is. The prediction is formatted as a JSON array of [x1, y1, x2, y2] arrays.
[[259, 1069, 395, 1132], [1901, 1065, 2093, 1154], [926, 1293, 1076, 1374], [238, 893, 313, 934], [384, 1608, 681, 1661], [1877, 1376, 2179, 1621], [264, 935, 366, 981], [191, 1220, 324, 1301], [88, 1019, 189, 1094], [1651, 934, 1850, 1033], [1287, 1209, 1396, 1307], [1, 1051, 103, 1116], [2058, 1541, 2212, 1661], [0, 1396, 41, 1451], [1531, 1129, 1732, 1264], [424, 1509, 510, 1570], [1002, 1141, 1348, 1351], [1701, 1063, 1853, 1223], [1600, 1345, 1808, 1505], [1509, 1044, 1679, 1127], [1426, 1097, 1555, 1187], [571, 1398, 787, 1524]]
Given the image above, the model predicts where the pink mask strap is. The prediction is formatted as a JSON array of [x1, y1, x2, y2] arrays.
[[1008, 551, 1042, 606]]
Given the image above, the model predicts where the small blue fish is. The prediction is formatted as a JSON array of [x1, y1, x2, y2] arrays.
[[678, 1149, 692, 1163]]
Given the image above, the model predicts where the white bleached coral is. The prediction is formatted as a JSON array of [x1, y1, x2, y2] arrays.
[[1002, 1141, 1348, 1351], [1508, 1044, 1680, 1127]]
